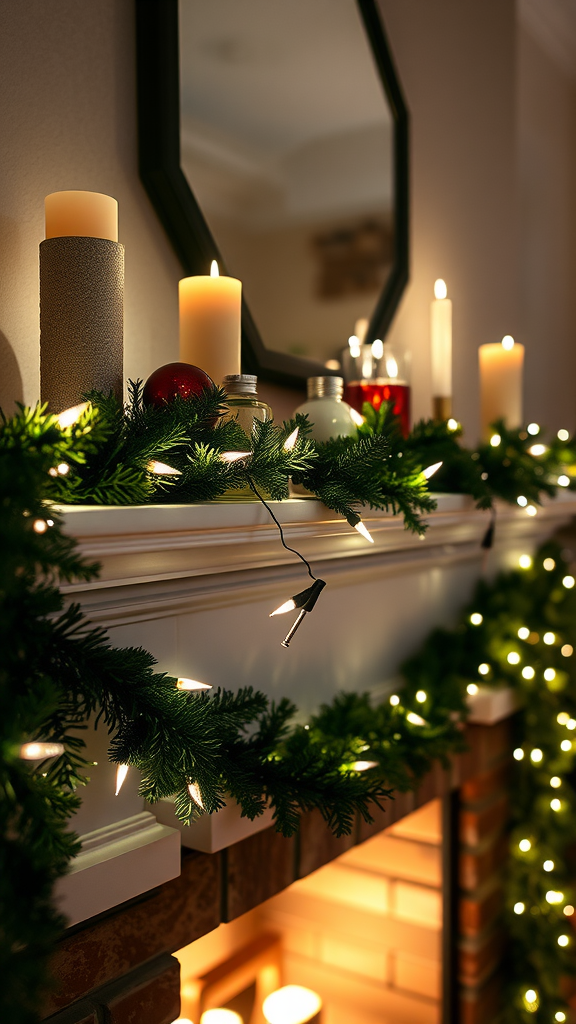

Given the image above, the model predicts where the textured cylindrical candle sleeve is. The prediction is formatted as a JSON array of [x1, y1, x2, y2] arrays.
[[179, 270, 241, 385], [40, 236, 124, 411], [478, 339, 524, 439]]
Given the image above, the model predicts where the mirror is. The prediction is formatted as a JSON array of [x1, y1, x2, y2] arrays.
[[136, 0, 408, 388]]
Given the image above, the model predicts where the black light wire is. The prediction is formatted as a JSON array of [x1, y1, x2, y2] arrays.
[[247, 475, 316, 581]]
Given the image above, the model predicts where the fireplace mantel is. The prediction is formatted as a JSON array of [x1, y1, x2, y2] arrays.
[[54, 493, 576, 929]]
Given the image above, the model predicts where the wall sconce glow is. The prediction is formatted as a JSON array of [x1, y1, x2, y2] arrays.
[[530, 748, 543, 763], [115, 764, 129, 796], [513, 748, 525, 760], [20, 742, 64, 760], [434, 279, 448, 300], [519, 839, 531, 852], [146, 460, 182, 476], [283, 427, 299, 451], [558, 475, 570, 487], [519, 555, 532, 569], [550, 777, 562, 788], [263, 985, 322, 1024], [517, 495, 528, 507], [389, 694, 400, 706], [176, 678, 212, 692], [406, 711, 426, 726], [478, 663, 490, 676], [470, 613, 483, 625], [558, 429, 570, 441], [447, 418, 459, 431], [467, 683, 479, 695], [562, 575, 575, 589], [513, 902, 525, 914], [348, 335, 361, 359], [543, 859, 554, 871], [546, 891, 564, 904], [351, 760, 378, 771], [210, 260, 219, 278], [200, 1010, 243, 1024], [354, 520, 374, 544], [527, 422, 540, 435], [521, 667, 535, 680], [188, 781, 204, 809], [528, 444, 547, 457], [56, 401, 90, 429], [371, 338, 384, 360], [220, 451, 252, 463], [422, 461, 443, 480], [349, 407, 365, 427], [501, 335, 515, 351], [543, 632, 556, 645], [490, 434, 501, 447]]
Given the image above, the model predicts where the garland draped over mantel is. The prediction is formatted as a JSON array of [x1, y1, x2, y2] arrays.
[[2, 391, 576, 1022]]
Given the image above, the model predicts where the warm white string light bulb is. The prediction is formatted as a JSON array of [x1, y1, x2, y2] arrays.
[[146, 460, 181, 476], [283, 427, 299, 451], [422, 461, 443, 480], [20, 742, 64, 760], [115, 764, 129, 796], [188, 781, 204, 809], [56, 401, 90, 429], [176, 678, 212, 692]]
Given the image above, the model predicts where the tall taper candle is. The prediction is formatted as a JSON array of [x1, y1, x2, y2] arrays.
[[431, 278, 452, 420], [40, 191, 124, 411], [179, 261, 241, 385], [478, 335, 524, 439]]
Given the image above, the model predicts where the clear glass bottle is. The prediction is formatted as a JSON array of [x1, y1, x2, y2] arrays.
[[294, 376, 357, 442], [219, 374, 272, 501]]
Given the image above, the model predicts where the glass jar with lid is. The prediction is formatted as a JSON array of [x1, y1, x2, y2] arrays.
[[219, 374, 272, 501], [294, 376, 357, 443]]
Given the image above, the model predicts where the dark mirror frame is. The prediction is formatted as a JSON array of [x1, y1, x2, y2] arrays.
[[136, 0, 409, 389]]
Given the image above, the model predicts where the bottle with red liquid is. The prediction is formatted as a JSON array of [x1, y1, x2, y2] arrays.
[[342, 337, 411, 437]]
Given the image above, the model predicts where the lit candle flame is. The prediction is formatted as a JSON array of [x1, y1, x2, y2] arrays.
[[502, 335, 514, 350], [115, 764, 129, 796], [210, 260, 219, 278], [283, 428, 299, 451], [434, 279, 447, 300]]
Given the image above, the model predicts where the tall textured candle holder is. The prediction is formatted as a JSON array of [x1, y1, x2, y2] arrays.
[[40, 235, 124, 411]]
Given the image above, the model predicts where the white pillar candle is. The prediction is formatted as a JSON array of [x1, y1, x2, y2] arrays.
[[431, 279, 452, 398], [478, 335, 524, 439], [179, 261, 241, 385], [45, 190, 118, 241]]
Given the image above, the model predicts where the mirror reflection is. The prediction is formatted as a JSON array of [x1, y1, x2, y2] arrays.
[[179, 0, 394, 368]]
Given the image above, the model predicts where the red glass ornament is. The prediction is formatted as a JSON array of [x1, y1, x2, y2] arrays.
[[143, 362, 214, 407], [344, 381, 411, 437]]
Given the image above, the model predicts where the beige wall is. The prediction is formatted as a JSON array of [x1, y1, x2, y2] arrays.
[[0, 0, 181, 412], [0, 1, 574, 439]]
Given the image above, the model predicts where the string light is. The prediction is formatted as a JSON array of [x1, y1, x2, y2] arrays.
[[558, 429, 570, 441], [350, 760, 378, 771], [567, 719, 576, 730], [550, 777, 562, 788], [188, 781, 204, 809], [557, 712, 569, 725], [544, 669, 556, 683], [406, 711, 426, 726], [543, 632, 556, 645], [33, 519, 48, 534], [558, 475, 570, 487], [490, 434, 501, 447], [422, 461, 443, 480], [519, 555, 532, 569], [353, 519, 374, 543], [478, 663, 490, 675], [507, 651, 520, 665], [470, 613, 483, 625], [546, 891, 564, 904], [467, 683, 479, 695], [526, 505, 538, 517], [49, 462, 70, 477], [146, 460, 181, 475], [523, 988, 539, 1013], [543, 860, 554, 872], [551, 799, 562, 811], [561, 645, 573, 657], [557, 935, 570, 947], [514, 902, 525, 914], [527, 423, 540, 435], [270, 579, 326, 648], [415, 690, 427, 703], [283, 427, 299, 450], [389, 694, 400, 706], [555, 1012, 567, 1022], [529, 444, 547, 457], [519, 839, 532, 852], [560, 740, 572, 752], [522, 667, 535, 680], [349, 407, 365, 427], [513, 748, 525, 760], [220, 450, 252, 463], [176, 678, 212, 691], [530, 748, 543, 763], [518, 627, 530, 639], [543, 558, 556, 571], [562, 575, 575, 589], [563, 905, 574, 916], [447, 418, 459, 431], [115, 764, 129, 795], [20, 742, 64, 760], [56, 401, 90, 429]]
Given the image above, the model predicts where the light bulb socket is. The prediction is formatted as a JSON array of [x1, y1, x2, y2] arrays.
[[293, 578, 326, 612]]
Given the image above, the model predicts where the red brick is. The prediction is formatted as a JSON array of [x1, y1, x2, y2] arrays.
[[460, 880, 503, 937], [460, 832, 508, 891], [105, 958, 180, 1024], [298, 808, 355, 877], [460, 969, 503, 1024], [460, 761, 511, 806], [460, 795, 509, 847], [225, 826, 295, 920], [459, 927, 506, 986]]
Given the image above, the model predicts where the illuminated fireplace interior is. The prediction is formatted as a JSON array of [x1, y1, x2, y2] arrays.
[[176, 800, 442, 1024]]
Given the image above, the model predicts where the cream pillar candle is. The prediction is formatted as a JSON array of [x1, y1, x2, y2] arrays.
[[478, 335, 524, 438], [179, 261, 241, 385], [431, 279, 452, 419], [45, 190, 118, 241]]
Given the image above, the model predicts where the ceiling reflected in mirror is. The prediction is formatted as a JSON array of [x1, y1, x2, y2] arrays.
[[179, 0, 394, 368]]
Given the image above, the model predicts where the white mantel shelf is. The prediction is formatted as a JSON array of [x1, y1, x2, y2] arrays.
[[55, 491, 576, 928]]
